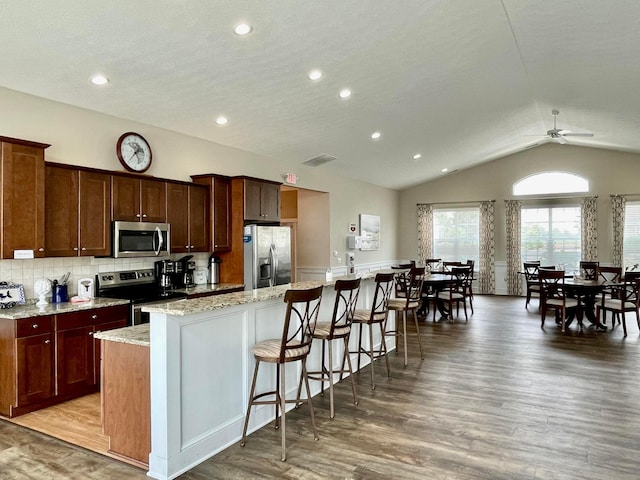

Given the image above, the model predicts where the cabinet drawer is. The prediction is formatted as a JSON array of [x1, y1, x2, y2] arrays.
[[56, 305, 128, 331], [16, 316, 53, 338]]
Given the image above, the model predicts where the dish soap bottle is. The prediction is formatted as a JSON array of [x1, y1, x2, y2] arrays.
[[325, 268, 333, 282]]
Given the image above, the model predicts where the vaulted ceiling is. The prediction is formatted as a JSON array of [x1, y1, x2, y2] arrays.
[[1, 1, 639, 189]]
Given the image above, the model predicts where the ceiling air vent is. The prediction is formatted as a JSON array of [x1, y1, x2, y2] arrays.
[[303, 153, 336, 167]]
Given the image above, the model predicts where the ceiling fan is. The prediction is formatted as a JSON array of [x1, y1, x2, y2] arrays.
[[545, 109, 594, 144]]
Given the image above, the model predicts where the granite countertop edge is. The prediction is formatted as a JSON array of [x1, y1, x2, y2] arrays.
[[0, 298, 131, 320], [94, 324, 150, 347]]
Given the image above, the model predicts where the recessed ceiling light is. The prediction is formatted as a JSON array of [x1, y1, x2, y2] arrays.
[[216, 116, 229, 126], [441, 168, 449, 173], [90, 74, 109, 86], [339, 88, 351, 99], [308, 69, 322, 81], [413, 153, 422, 160], [234, 23, 253, 35], [370, 131, 381, 140]]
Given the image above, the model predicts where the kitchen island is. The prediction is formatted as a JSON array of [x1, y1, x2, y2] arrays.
[[100, 273, 395, 480]]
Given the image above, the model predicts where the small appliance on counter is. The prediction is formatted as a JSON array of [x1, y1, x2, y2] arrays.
[[77, 278, 95, 300], [194, 269, 208, 285], [154, 260, 180, 293], [177, 255, 196, 288], [208, 254, 221, 285]]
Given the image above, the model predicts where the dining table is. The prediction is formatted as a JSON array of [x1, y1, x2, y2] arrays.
[[562, 277, 615, 331], [417, 272, 460, 320]]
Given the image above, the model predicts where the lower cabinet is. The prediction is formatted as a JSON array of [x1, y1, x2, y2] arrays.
[[0, 304, 128, 417]]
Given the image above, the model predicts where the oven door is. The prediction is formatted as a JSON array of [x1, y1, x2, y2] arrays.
[[113, 221, 171, 258]]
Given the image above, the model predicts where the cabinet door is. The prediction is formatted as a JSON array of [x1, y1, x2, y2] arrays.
[[166, 182, 189, 253], [244, 179, 263, 222], [16, 333, 54, 406], [79, 171, 111, 256], [112, 175, 141, 222], [45, 166, 79, 257], [212, 176, 231, 252], [141, 179, 166, 223], [56, 325, 95, 396], [189, 184, 209, 252], [1, 141, 46, 258], [260, 182, 281, 222]]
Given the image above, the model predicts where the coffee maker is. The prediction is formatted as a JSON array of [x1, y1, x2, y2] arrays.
[[177, 255, 196, 288], [154, 260, 180, 293]]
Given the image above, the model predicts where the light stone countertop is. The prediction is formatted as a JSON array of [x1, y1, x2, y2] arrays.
[[98, 270, 396, 346], [177, 283, 245, 297], [94, 323, 150, 347], [0, 297, 130, 320]]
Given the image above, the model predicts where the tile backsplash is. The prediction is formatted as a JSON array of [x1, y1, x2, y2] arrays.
[[0, 252, 211, 300]]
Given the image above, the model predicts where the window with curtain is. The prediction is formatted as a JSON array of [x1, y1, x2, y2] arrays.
[[521, 206, 581, 268], [623, 201, 640, 269], [433, 208, 479, 264]]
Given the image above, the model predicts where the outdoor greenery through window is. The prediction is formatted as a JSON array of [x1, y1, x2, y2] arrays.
[[623, 201, 640, 270], [432, 208, 479, 265], [521, 206, 581, 269]]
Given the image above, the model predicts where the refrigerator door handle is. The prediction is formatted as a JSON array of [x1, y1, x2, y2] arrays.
[[269, 244, 277, 286]]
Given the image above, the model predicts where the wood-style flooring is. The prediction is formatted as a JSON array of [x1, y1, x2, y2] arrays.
[[2, 295, 640, 479]]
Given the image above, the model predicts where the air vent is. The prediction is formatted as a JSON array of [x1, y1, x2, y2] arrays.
[[303, 154, 336, 167]]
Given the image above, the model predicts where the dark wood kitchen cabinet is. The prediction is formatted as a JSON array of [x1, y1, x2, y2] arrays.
[[112, 175, 166, 223], [166, 182, 209, 253], [0, 136, 50, 259], [191, 174, 232, 252], [0, 304, 128, 418], [242, 177, 281, 223], [45, 164, 111, 257]]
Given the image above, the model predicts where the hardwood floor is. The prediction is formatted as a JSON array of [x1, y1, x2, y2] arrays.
[[2, 294, 640, 479]]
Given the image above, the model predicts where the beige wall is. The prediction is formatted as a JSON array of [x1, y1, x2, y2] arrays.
[[399, 143, 640, 266], [0, 87, 398, 291]]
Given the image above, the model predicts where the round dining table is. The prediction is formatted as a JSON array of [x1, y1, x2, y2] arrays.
[[562, 278, 613, 331], [418, 273, 459, 320]]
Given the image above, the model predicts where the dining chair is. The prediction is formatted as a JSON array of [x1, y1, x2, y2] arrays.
[[305, 278, 360, 419], [391, 264, 413, 298], [596, 277, 640, 337], [351, 272, 395, 390], [436, 265, 472, 322], [523, 261, 541, 309], [386, 267, 426, 366], [442, 261, 463, 272], [424, 258, 442, 273], [597, 265, 622, 283], [538, 269, 578, 333], [465, 259, 475, 313], [240, 286, 323, 461], [579, 261, 599, 280]]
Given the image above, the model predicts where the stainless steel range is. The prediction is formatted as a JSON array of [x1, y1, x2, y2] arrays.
[[95, 269, 188, 325]]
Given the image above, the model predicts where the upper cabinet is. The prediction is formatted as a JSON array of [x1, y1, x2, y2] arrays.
[[166, 182, 209, 253], [0, 136, 49, 259], [45, 164, 111, 257], [112, 175, 166, 223], [242, 177, 281, 223], [191, 174, 232, 252]]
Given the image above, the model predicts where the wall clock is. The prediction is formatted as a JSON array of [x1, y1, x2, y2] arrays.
[[116, 132, 152, 173]]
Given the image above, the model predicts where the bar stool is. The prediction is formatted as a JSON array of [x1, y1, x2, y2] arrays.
[[305, 278, 361, 418], [351, 272, 395, 390], [240, 286, 323, 461], [386, 267, 425, 366]]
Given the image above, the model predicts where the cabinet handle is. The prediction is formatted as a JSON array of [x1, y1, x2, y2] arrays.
[[32, 323, 39, 329], [136, 213, 141, 218], [73, 247, 79, 251], [143, 214, 148, 218], [81, 247, 87, 251], [91, 314, 97, 320], [44, 339, 51, 344], [190, 245, 194, 249], [185, 245, 189, 249], [38, 247, 45, 252], [88, 331, 94, 336]]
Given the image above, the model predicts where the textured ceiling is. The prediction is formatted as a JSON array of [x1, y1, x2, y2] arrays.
[[1, 1, 639, 190]]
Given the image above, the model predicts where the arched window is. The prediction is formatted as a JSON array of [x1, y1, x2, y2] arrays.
[[513, 172, 589, 196]]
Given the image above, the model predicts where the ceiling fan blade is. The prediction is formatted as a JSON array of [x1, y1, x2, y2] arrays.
[[555, 135, 568, 144], [562, 132, 594, 137]]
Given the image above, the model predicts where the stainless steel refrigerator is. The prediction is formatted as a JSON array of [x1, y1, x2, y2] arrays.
[[243, 224, 292, 290]]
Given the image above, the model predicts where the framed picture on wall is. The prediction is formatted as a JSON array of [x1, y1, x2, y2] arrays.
[[359, 214, 380, 251]]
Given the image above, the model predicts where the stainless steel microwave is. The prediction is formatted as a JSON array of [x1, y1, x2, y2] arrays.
[[112, 221, 170, 258]]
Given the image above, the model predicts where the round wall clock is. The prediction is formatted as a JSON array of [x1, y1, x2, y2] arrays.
[[116, 132, 153, 173]]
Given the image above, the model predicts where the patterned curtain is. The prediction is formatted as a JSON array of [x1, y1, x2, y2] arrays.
[[417, 204, 433, 266], [581, 196, 598, 262], [478, 201, 495, 294], [505, 200, 522, 296], [611, 195, 626, 267]]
